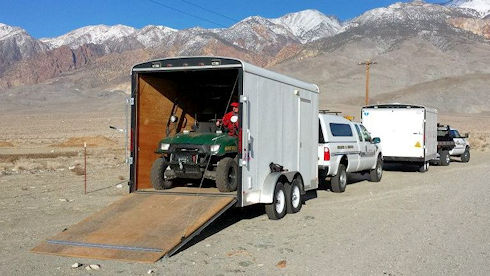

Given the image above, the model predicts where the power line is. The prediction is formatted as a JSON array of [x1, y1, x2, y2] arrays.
[[178, 0, 239, 22], [145, 0, 228, 28]]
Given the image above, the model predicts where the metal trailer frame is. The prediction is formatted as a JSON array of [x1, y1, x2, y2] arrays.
[[129, 56, 319, 208], [361, 104, 437, 163]]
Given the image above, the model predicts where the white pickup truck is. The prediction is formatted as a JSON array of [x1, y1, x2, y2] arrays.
[[318, 113, 383, 193], [448, 128, 471, 162]]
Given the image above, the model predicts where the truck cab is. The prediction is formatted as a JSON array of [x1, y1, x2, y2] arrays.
[[449, 128, 470, 162], [318, 113, 383, 193]]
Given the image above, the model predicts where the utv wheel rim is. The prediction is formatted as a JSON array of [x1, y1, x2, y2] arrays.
[[446, 154, 450, 163], [292, 185, 300, 208], [275, 190, 285, 214], [377, 163, 382, 177]]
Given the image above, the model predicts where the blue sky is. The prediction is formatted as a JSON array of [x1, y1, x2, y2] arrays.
[[1, 0, 444, 38]]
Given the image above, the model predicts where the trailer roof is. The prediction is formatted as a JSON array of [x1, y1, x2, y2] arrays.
[[363, 103, 437, 113], [131, 56, 319, 93]]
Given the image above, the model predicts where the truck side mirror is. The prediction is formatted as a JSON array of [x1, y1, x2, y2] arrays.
[[464, 133, 469, 138], [372, 137, 381, 144]]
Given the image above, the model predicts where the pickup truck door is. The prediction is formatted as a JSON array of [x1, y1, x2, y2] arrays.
[[450, 129, 466, 155], [358, 124, 377, 170]]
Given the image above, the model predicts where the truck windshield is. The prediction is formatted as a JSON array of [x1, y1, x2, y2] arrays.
[[450, 130, 461, 138], [360, 125, 372, 141]]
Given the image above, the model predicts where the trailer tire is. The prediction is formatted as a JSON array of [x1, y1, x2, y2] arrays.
[[331, 164, 347, 193], [265, 182, 287, 220], [461, 148, 470, 163], [216, 157, 238, 192], [369, 156, 383, 182], [150, 158, 173, 190], [285, 178, 302, 214], [440, 150, 450, 166], [418, 161, 429, 173]]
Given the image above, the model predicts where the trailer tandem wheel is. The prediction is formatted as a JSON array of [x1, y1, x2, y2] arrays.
[[265, 182, 287, 220], [286, 178, 303, 214]]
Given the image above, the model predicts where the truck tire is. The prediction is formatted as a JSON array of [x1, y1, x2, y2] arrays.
[[265, 182, 287, 220], [331, 164, 347, 193], [461, 148, 470, 163], [369, 156, 383, 182], [216, 157, 238, 192], [285, 178, 302, 214], [439, 150, 450, 166], [150, 158, 173, 190], [418, 161, 429, 173]]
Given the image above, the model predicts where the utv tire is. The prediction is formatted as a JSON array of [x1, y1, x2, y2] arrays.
[[216, 157, 238, 192], [439, 150, 450, 166], [150, 158, 173, 190], [369, 156, 383, 182], [285, 178, 302, 214], [265, 182, 287, 220], [461, 148, 470, 163], [331, 164, 347, 193]]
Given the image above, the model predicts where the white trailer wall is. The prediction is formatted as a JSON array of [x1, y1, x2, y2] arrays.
[[240, 65, 318, 207]]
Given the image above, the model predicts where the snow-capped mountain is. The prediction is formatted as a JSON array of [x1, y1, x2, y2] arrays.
[[270, 9, 341, 43], [0, 23, 48, 73], [322, 1, 482, 53], [446, 0, 490, 17], [40, 24, 139, 51], [36, 10, 341, 55]]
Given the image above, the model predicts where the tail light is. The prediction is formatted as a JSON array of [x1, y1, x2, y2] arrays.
[[324, 147, 330, 161]]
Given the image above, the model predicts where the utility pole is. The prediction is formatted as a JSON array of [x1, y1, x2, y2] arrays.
[[358, 60, 377, 106]]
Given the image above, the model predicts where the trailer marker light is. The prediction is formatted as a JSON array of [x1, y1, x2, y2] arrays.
[[324, 147, 330, 161]]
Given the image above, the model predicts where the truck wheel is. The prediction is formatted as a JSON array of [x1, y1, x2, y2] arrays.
[[265, 182, 287, 220], [216, 157, 238, 192], [418, 161, 429, 173], [369, 156, 383, 182], [331, 164, 347, 193], [440, 151, 450, 166], [150, 158, 173, 190], [461, 148, 470, 163], [285, 178, 302, 214]]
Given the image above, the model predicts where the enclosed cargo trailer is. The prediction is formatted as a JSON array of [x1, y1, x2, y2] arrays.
[[33, 56, 320, 262], [361, 104, 437, 172]]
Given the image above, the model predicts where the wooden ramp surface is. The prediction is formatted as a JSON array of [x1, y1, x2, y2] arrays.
[[32, 193, 236, 263]]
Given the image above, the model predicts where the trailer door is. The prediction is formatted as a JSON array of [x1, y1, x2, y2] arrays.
[[363, 108, 425, 158], [298, 95, 314, 189]]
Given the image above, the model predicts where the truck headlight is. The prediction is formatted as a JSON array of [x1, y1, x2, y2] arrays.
[[210, 144, 220, 154], [160, 143, 170, 151]]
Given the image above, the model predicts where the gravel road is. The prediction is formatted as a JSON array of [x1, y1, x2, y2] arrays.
[[0, 152, 488, 275]]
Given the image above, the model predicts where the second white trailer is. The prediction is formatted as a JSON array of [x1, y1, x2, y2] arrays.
[[361, 104, 437, 172]]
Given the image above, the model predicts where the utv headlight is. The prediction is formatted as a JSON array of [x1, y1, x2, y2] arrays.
[[210, 144, 220, 154], [160, 143, 170, 151]]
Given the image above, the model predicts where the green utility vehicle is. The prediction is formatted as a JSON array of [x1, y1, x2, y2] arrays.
[[151, 114, 239, 192]]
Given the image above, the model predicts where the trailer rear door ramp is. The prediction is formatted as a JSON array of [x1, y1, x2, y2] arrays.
[[32, 192, 236, 263]]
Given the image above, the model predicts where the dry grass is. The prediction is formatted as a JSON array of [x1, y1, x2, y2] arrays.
[[469, 133, 490, 152], [0, 141, 14, 147], [70, 165, 85, 176], [0, 151, 78, 162], [51, 136, 116, 148]]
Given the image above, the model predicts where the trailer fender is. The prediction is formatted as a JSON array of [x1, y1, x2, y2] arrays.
[[260, 171, 300, 204]]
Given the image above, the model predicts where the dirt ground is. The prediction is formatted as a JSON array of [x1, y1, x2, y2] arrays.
[[1, 105, 489, 275]]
